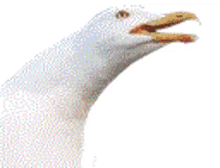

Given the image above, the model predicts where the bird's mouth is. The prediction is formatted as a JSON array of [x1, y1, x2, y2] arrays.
[[130, 12, 199, 43]]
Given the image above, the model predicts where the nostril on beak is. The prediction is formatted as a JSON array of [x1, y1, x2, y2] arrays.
[[176, 14, 183, 18]]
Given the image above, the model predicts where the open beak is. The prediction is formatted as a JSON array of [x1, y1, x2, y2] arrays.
[[130, 12, 199, 43]]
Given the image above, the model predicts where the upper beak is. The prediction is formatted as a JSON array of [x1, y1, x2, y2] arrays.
[[130, 12, 199, 43]]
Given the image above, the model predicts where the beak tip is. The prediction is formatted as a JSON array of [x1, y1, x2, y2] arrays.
[[194, 17, 201, 25], [190, 35, 199, 43]]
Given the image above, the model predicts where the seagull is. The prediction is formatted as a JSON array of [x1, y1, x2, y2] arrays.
[[2, 6, 198, 167]]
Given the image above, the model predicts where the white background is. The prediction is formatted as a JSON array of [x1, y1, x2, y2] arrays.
[[1, 1, 220, 168]]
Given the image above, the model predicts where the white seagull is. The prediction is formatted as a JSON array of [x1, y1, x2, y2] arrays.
[[2, 6, 198, 167]]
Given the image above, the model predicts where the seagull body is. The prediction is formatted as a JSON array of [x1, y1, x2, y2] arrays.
[[2, 6, 198, 167]]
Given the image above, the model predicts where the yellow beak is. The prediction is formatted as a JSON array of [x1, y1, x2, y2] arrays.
[[130, 12, 199, 43]]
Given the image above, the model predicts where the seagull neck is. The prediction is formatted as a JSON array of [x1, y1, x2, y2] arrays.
[[76, 47, 130, 109]]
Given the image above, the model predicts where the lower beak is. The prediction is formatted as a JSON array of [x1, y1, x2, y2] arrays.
[[130, 12, 199, 43]]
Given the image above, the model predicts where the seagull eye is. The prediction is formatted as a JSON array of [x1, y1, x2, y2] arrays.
[[116, 10, 130, 19]]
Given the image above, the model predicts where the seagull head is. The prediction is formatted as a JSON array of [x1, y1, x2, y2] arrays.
[[69, 6, 199, 107], [78, 6, 198, 56]]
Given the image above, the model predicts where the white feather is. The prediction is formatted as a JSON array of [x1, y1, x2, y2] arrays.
[[2, 6, 166, 167]]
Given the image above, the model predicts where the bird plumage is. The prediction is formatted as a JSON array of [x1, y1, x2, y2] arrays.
[[2, 6, 197, 167]]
